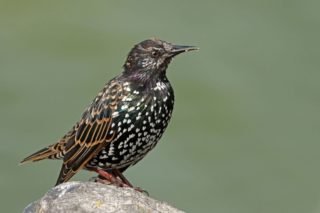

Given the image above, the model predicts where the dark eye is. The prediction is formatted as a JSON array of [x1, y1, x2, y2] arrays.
[[151, 49, 161, 57]]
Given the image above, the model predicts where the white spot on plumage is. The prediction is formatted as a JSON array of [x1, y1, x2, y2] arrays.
[[99, 154, 108, 159], [128, 124, 134, 131], [118, 142, 123, 149], [112, 111, 119, 117], [131, 145, 137, 152], [149, 128, 154, 134], [154, 81, 166, 91], [108, 145, 114, 155], [120, 149, 127, 155]]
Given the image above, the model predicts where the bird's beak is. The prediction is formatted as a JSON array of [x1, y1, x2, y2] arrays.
[[170, 45, 199, 56]]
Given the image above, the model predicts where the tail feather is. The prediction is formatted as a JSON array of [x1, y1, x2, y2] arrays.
[[20, 145, 61, 165], [20, 128, 76, 166]]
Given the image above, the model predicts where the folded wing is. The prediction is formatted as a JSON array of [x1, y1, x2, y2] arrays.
[[55, 81, 123, 185]]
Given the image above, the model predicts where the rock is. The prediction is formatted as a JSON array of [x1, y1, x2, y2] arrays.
[[23, 181, 185, 213]]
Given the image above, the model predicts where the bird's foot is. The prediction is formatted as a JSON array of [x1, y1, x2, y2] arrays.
[[132, 187, 149, 196], [91, 168, 149, 195], [92, 169, 124, 187]]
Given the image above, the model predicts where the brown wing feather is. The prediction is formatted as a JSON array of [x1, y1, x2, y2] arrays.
[[55, 81, 122, 185]]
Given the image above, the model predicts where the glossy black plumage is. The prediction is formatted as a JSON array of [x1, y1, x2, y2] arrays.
[[21, 38, 198, 186]]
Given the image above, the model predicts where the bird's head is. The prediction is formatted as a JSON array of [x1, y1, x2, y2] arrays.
[[123, 38, 198, 83]]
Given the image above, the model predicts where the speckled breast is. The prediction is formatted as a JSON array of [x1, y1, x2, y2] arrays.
[[88, 80, 174, 170]]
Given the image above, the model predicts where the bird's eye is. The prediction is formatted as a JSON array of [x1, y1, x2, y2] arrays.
[[151, 49, 160, 57]]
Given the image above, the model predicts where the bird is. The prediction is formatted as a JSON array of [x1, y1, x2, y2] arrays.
[[20, 38, 198, 188]]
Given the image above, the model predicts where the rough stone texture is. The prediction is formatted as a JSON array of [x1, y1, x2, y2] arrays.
[[23, 181, 185, 213]]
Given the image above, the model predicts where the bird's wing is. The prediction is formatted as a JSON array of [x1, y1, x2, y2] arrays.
[[55, 81, 123, 185]]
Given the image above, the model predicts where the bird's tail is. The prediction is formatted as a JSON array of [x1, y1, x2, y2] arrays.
[[20, 144, 63, 165]]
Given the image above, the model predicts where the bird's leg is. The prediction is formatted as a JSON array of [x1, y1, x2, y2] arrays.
[[112, 169, 133, 187], [91, 168, 123, 186], [112, 169, 149, 195], [89, 168, 148, 194]]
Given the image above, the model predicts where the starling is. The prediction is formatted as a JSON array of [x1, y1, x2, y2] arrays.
[[21, 38, 198, 187]]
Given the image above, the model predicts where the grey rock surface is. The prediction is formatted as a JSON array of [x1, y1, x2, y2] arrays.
[[23, 181, 185, 213]]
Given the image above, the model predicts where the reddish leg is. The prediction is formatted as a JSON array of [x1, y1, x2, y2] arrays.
[[112, 169, 133, 187], [112, 169, 149, 195], [90, 168, 149, 195], [91, 168, 123, 186]]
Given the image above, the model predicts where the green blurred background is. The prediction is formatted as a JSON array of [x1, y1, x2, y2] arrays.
[[1, 0, 320, 212]]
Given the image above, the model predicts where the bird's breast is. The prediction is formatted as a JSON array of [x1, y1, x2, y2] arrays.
[[88, 80, 175, 169]]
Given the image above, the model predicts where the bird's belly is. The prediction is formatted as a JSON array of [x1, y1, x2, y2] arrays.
[[87, 97, 173, 169]]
